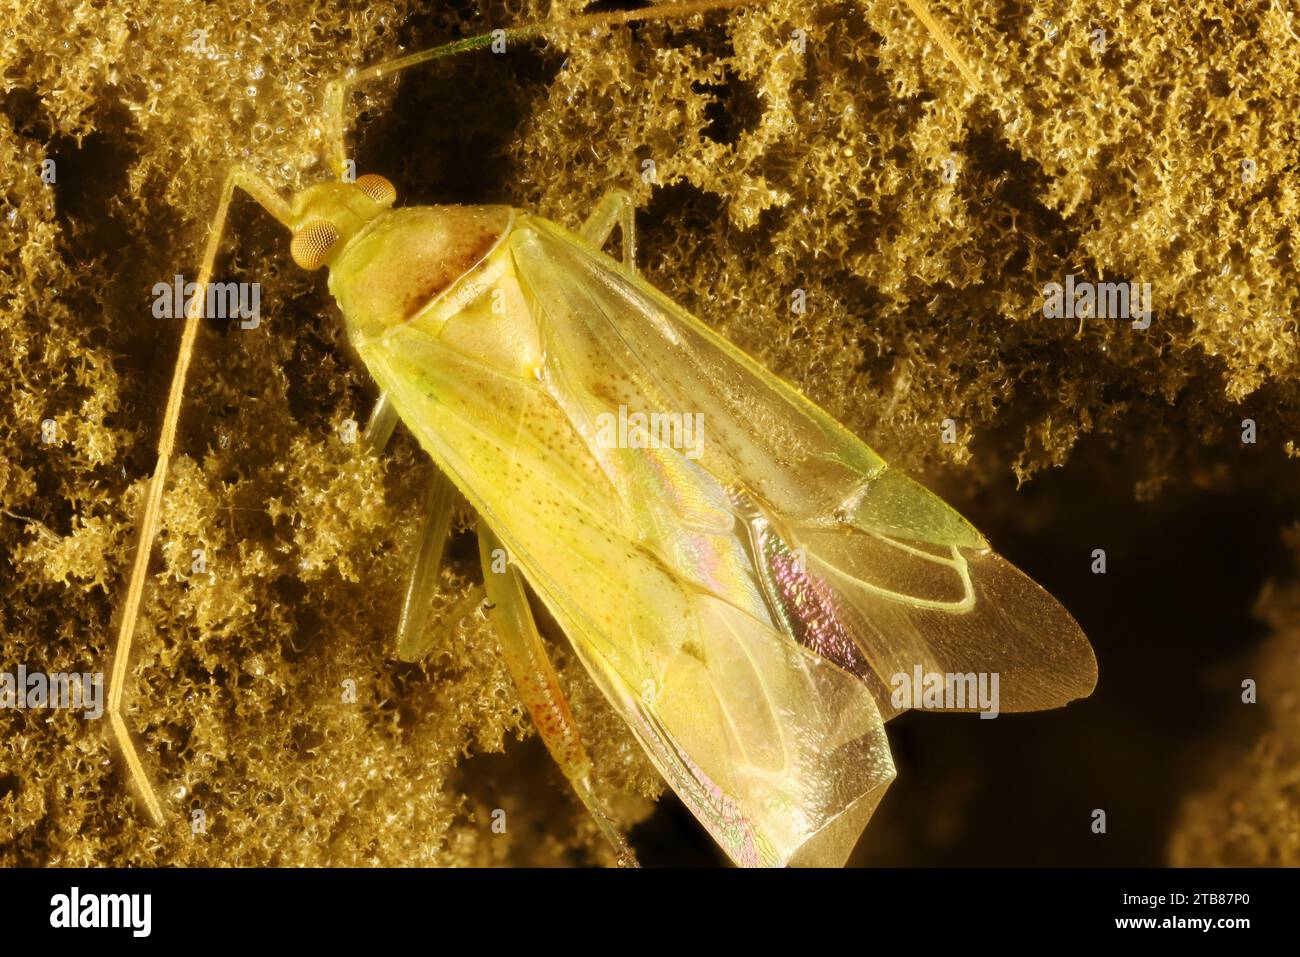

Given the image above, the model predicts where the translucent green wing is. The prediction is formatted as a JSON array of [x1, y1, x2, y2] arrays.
[[508, 216, 1098, 718], [356, 247, 896, 866]]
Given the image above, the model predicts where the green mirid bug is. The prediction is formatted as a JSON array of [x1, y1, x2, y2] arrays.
[[109, 0, 1097, 867]]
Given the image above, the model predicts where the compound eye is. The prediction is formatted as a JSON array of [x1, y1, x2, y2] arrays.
[[290, 221, 340, 271], [355, 173, 397, 207]]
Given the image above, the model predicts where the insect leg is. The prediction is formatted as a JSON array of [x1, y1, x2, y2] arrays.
[[476, 525, 638, 867], [579, 189, 637, 271], [359, 391, 458, 660], [361, 391, 400, 454], [111, 166, 292, 826], [900, 0, 983, 92], [393, 469, 458, 662]]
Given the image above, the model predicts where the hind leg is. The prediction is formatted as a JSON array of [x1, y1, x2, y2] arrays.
[[477, 525, 637, 866]]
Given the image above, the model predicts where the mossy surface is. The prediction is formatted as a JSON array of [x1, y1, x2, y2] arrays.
[[1, 0, 1297, 865], [1169, 525, 1300, 867]]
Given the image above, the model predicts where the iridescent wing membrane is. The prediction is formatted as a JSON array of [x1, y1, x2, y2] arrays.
[[357, 213, 1097, 866]]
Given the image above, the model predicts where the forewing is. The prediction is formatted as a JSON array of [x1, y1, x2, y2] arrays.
[[508, 216, 1097, 717]]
